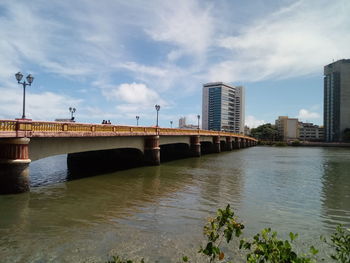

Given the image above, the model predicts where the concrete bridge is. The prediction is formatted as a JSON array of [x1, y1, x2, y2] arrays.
[[0, 119, 257, 194]]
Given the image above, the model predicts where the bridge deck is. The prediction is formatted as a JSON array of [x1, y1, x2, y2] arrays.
[[0, 119, 257, 141]]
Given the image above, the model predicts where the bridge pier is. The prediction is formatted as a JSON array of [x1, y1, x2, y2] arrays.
[[144, 135, 160, 165], [225, 137, 233, 151], [190, 135, 201, 157], [212, 136, 221, 153], [241, 139, 246, 148], [0, 138, 31, 194], [233, 138, 240, 149]]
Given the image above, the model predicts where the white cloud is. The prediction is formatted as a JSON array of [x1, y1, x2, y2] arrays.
[[102, 82, 165, 106], [297, 109, 321, 121], [117, 62, 168, 77], [0, 87, 82, 121], [209, 0, 350, 82], [146, 0, 213, 60], [245, 115, 266, 128]]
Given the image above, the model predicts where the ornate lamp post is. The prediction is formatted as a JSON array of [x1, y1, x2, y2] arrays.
[[15, 72, 34, 119], [69, 107, 76, 120], [136, 115, 139, 126], [155, 104, 160, 127], [170, 121, 173, 128], [197, 114, 200, 130]]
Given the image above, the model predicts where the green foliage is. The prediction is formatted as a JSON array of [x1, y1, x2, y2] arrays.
[[106, 206, 350, 263], [274, 142, 288, 147], [239, 228, 317, 263], [291, 140, 301, 146], [323, 225, 350, 263], [250, 124, 280, 141], [198, 204, 244, 262]]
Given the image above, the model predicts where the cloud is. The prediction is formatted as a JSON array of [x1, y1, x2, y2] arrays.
[[102, 82, 165, 106], [0, 86, 82, 121], [245, 115, 266, 128], [145, 0, 213, 60], [116, 62, 168, 77], [209, 0, 350, 82], [297, 109, 321, 121]]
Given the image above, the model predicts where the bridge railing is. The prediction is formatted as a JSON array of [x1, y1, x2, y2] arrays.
[[0, 120, 17, 131], [0, 119, 257, 141]]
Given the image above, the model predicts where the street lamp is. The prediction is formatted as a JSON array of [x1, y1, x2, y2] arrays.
[[197, 114, 200, 130], [69, 107, 76, 120], [170, 121, 173, 128], [155, 104, 160, 127], [15, 72, 34, 119], [136, 115, 139, 126]]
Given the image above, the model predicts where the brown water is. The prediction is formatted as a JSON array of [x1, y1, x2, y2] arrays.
[[0, 146, 350, 262]]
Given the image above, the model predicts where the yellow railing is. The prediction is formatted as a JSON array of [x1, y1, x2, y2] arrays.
[[0, 121, 17, 131], [67, 124, 93, 132], [95, 125, 114, 132], [32, 122, 62, 132], [0, 120, 257, 141]]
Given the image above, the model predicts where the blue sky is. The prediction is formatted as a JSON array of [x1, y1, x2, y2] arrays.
[[0, 0, 349, 127]]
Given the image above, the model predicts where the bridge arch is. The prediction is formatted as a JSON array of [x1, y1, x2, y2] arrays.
[[29, 136, 144, 162]]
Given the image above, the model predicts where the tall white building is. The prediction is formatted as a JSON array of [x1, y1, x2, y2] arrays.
[[202, 82, 245, 133]]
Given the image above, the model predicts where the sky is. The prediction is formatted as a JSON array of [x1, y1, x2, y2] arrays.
[[0, 0, 349, 128]]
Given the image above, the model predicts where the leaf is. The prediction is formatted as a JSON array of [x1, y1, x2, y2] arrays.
[[309, 246, 319, 255], [219, 252, 225, 260]]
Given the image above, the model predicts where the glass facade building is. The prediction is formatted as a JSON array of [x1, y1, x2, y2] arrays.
[[324, 59, 350, 142], [202, 82, 245, 133]]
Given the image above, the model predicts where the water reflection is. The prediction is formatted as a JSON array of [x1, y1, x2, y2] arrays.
[[320, 148, 350, 229], [1, 147, 350, 262]]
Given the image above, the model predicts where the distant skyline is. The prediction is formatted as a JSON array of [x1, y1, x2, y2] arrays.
[[0, 0, 349, 127]]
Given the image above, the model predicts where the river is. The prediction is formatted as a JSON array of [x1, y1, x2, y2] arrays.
[[0, 146, 349, 262]]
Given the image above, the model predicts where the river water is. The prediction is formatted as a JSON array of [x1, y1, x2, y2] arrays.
[[0, 146, 350, 262]]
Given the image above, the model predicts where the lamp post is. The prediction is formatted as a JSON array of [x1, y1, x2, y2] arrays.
[[69, 107, 76, 120], [155, 104, 160, 127], [170, 121, 173, 128], [197, 114, 200, 130], [136, 116, 139, 126], [15, 72, 34, 119]]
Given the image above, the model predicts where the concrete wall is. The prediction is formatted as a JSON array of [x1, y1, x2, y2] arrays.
[[29, 136, 145, 161], [159, 136, 190, 146]]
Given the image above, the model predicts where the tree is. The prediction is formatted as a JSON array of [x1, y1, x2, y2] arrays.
[[250, 123, 279, 141]]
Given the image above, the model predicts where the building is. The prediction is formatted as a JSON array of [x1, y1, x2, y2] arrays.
[[202, 82, 245, 133], [275, 116, 299, 141], [324, 59, 350, 142], [244, 125, 251, 136], [179, 117, 186, 128], [55, 118, 75, 122], [178, 117, 198, 129], [298, 122, 324, 141]]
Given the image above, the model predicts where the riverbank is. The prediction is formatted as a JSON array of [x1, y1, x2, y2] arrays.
[[258, 141, 350, 147]]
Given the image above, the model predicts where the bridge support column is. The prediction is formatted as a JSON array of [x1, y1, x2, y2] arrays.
[[144, 136, 160, 165], [234, 138, 240, 149], [225, 137, 232, 151], [0, 138, 31, 194], [240, 139, 246, 148], [212, 136, 221, 153], [190, 135, 201, 157]]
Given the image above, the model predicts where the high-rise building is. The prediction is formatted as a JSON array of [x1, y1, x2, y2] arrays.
[[202, 82, 245, 133], [324, 59, 350, 142], [275, 116, 299, 141]]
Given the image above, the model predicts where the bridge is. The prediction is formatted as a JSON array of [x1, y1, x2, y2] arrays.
[[0, 119, 257, 194]]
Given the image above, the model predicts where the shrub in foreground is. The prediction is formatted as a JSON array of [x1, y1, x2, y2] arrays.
[[106, 205, 350, 263]]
